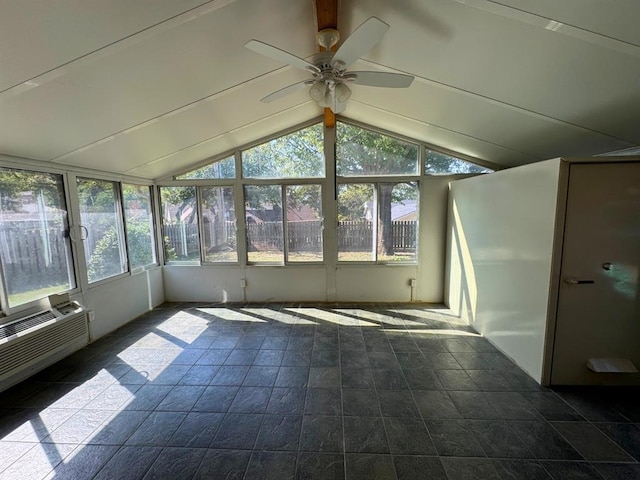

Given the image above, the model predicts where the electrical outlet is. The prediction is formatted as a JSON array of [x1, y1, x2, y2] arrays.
[[240, 279, 247, 288], [87, 310, 95, 322], [409, 278, 417, 287]]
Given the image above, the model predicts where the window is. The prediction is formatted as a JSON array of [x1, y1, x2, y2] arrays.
[[242, 124, 324, 179], [0, 168, 76, 308], [286, 185, 323, 262], [244, 184, 323, 264], [425, 149, 493, 175], [123, 184, 157, 269], [338, 182, 418, 263], [200, 186, 237, 262], [160, 186, 199, 263], [77, 178, 128, 283], [244, 185, 283, 263], [337, 123, 419, 176], [176, 155, 235, 179], [337, 183, 374, 262]]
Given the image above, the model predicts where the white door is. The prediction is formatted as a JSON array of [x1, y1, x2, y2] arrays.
[[551, 162, 640, 385]]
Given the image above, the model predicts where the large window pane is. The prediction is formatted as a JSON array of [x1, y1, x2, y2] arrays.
[[285, 185, 323, 262], [77, 178, 127, 283], [337, 123, 419, 176], [201, 187, 237, 263], [242, 124, 324, 179], [245, 185, 283, 263], [0, 168, 75, 307], [337, 182, 418, 263], [176, 155, 235, 179], [337, 184, 375, 262], [379, 182, 418, 263], [160, 187, 199, 263], [123, 184, 157, 269], [425, 149, 493, 175]]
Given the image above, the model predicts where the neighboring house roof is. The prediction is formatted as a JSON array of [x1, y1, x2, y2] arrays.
[[391, 200, 417, 221]]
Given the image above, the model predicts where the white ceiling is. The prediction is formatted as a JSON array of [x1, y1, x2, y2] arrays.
[[1, 0, 639, 180]]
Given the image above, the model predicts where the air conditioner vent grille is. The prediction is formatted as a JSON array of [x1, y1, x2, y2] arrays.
[[0, 313, 88, 378], [0, 311, 57, 341]]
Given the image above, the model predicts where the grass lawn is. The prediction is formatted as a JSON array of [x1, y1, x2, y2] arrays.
[[244, 250, 415, 263], [8, 284, 69, 308]]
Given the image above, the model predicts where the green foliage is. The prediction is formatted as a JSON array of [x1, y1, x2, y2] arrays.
[[160, 186, 196, 224], [425, 150, 492, 174], [87, 226, 122, 282], [338, 184, 372, 222], [177, 156, 236, 180], [242, 124, 324, 179], [0, 168, 64, 212], [337, 123, 418, 176], [77, 178, 118, 212], [87, 218, 155, 280], [126, 220, 155, 269]]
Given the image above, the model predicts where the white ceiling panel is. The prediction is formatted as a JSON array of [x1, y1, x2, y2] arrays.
[[342, 102, 533, 167], [0, 0, 638, 178], [127, 104, 321, 180], [486, 0, 640, 46], [0, 0, 211, 91], [54, 68, 317, 176]]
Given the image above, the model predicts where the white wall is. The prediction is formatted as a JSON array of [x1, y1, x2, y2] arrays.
[[445, 159, 561, 382], [162, 176, 455, 304], [73, 267, 165, 340]]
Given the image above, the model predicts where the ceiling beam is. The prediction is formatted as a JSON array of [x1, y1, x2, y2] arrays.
[[314, 0, 338, 127], [314, 0, 338, 31]]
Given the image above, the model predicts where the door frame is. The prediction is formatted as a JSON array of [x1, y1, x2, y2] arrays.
[[541, 156, 640, 386]]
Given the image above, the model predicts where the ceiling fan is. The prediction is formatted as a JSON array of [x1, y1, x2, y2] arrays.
[[245, 16, 414, 114]]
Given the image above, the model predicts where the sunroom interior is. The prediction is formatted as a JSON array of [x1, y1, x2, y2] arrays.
[[1, 1, 640, 478], [0, 0, 640, 480]]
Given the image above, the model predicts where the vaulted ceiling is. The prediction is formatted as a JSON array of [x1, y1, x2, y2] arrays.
[[1, 0, 639, 180]]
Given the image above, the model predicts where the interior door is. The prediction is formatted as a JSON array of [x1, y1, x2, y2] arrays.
[[551, 162, 640, 385]]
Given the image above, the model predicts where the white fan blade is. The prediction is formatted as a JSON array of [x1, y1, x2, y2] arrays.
[[260, 80, 309, 103], [245, 40, 319, 72], [351, 71, 414, 88], [333, 17, 389, 70]]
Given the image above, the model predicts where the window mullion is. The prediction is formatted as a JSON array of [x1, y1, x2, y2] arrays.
[[196, 186, 206, 264], [282, 186, 289, 264]]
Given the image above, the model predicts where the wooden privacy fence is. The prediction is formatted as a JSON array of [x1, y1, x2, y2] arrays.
[[0, 225, 72, 293], [391, 221, 417, 252], [1, 220, 418, 281], [165, 220, 417, 256], [338, 220, 417, 252]]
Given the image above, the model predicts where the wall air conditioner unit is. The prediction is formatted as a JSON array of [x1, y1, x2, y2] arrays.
[[0, 293, 89, 394]]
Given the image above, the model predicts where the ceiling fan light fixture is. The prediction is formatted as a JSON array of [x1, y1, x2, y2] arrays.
[[335, 82, 352, 103], [318, 91, 332, 108], [316, 28, 340, 50], [309, 81, 327, 102]]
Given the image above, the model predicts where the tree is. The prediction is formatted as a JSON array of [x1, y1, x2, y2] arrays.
[[337, 123, 419, 256], [242, 123, 324, 180], [0, 168, 65, 213], [425, 149, 492, 174], [176, 156, 236, 180]]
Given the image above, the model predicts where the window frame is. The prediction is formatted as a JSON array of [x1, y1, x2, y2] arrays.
[[198, 185, 239, 265], [122, 183, 159, 273], [336, 178, 420, 265], [75, 176, 130, 286], [0, 163, 81, 320], [243, 180, 325, 266], [159, 185, 202, 266]]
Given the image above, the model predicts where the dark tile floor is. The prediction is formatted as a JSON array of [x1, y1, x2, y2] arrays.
[[1, 303, 639, 479]]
